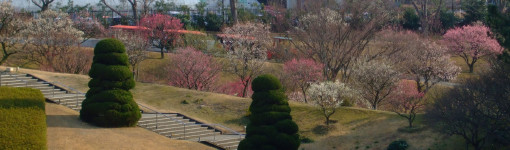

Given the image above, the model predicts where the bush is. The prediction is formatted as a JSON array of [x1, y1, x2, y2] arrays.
[[0, 87, 46, 149], [238, 74, 300, 150], [80, 38, 141, 127], [205, 13, 223, 31], [402, 8, 420, 30], [387, 140, 409, 150]]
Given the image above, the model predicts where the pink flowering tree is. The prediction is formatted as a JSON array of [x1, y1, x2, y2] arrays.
[[140, 14, 183, 59], [283, 59, 324, 103], [442, 24, 503, 73], [389, 80, 425, 128], [167, 47, 221, 91]]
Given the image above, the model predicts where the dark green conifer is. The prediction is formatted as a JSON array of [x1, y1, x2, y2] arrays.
[[80, 38, 141, 127], [239, 74, 300, 150]]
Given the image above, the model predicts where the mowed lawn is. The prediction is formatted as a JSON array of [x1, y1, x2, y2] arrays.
[[0, 87, 46, 149], [10, 67, 467, 149]]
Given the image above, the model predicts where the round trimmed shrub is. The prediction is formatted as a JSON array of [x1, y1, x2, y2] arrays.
[[239, 74, 300, 150], [251, 74, 282, 92], [387, 140, 409, 150], [80, 38, 141, 127]]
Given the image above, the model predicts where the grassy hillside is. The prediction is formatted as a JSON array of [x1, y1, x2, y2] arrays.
[[0, 87, 46, 149], [8, 67, 468, 149]]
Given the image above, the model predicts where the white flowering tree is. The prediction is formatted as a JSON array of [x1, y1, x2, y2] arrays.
[[307, 81, 352, 125], [112, 29, 150, 80], [222, 22, 270, 97], [350, 59, 400, 110], [24, 10, 84, 72], [0, 2, 28, 65]]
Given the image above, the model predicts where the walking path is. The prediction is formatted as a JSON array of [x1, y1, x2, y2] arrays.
[[46, 102, 214, 150]]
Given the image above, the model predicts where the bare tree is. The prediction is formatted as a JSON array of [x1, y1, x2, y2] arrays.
[[222, 23, 270, 97], [100, 0, 154, 22], [112, 29, 150, 80], [31, 0, 55, 11], [411, 0, 444, 36], [291, 0, 394, 81]]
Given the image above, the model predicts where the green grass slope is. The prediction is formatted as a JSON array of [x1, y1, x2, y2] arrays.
[[12, 67, 466, 149], [0, 87, 47, 149]]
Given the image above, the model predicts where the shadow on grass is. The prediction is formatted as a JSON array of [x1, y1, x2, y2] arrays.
[[312, 123, 337, 135], [46, 115, 96, 129], [224, 116, 250, 126]]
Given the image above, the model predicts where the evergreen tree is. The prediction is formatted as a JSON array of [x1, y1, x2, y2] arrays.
[[402, 8, 420, 30], [487, 4, 510, 63], [461, 0, 487, 25], [80, 38, 141, 127], [239, 74, 300, 150]]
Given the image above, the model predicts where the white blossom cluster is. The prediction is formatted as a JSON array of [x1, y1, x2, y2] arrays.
[[307, 81, 353, 115]]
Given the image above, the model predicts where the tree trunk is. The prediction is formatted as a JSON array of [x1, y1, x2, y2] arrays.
[[41, 4, 49, 11], [302, 87, 308, 103], [469, 63, 475, 73], [230, 0, 238, 24], [241, 80, 249, 97], [408, 118, 413, 128], [325, 116, 330, 125], [160, 47, 165, 59]]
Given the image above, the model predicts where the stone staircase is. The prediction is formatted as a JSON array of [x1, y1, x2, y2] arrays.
[[0, 72, 244, 150]]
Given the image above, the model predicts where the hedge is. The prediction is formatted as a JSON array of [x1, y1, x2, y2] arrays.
[[0, 87, 46, 149]]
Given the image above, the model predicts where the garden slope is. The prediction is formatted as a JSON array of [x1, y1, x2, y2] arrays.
[[10, 67, 465, 150]]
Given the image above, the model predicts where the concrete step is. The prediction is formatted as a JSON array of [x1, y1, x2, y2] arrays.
[[212, 138, 243, 145], [158, 126, 209, 135], [141, 120, 192, 129], [170, 129, 215, 138], [217, 140, 241, 148], [138, 117, 189, 125], [153, 124, 204, 132], [175, 132, 221, 140]]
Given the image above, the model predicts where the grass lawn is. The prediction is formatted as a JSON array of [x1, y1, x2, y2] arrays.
[[9, 67, 467, 149], [0, 87, 46, 149]]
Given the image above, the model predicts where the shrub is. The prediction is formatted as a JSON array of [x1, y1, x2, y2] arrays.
[[205, 13, 223, 31], [402, 8, 420, 30], [387, 140, 409, 150], [80, 38, 141, 127], [0, 87, 46, 149], [238, 74, 300, 150]]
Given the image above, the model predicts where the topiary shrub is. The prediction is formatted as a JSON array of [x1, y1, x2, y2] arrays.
[[80, 38, 141, 127], [238, 74, 300, 150], [387, 140, 409, 150]]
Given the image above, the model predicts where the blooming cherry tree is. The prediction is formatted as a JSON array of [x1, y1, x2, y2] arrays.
[[140, 14, 183, 58], [389, 80, 425, 128], [307, 81, 352, 125], [442, 24, 503, 73], [222, 23, 270, 97], [283, 58, 324, 103], [397, 38, 461, 93], [112, 29, 150, 80], [167, 47, 220, 91]]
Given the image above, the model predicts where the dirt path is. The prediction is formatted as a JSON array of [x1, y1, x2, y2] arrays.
[[46, 102, 214, 150]]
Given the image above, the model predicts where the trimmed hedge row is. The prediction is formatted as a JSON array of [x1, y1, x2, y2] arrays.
[[0, 87, 46, 149], [80, 38, 141, 127], [239, 74, 300, 150]]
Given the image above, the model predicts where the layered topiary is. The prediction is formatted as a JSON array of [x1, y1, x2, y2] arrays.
[[238, 74, 300, 150], [80, 38, 141, 127]]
